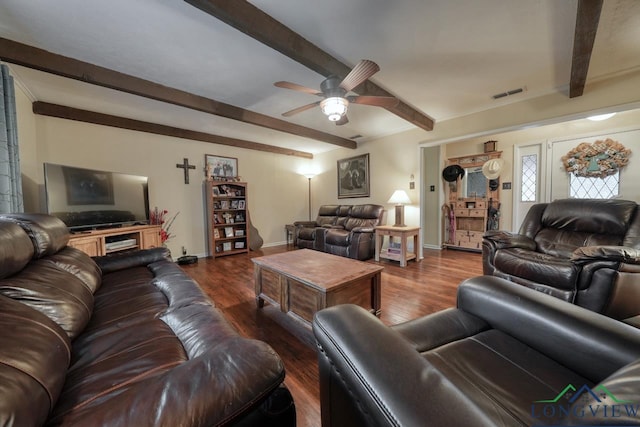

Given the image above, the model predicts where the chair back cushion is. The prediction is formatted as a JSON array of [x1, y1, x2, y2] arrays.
[[315, 205, 340, 226], [0, 214, 69, 258], [344, 204, 384, 231], [0, 222, 34, 279], [532, 199, 638, 257], [335, 205, 352, 228]]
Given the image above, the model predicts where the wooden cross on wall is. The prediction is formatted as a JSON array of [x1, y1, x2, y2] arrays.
[[176, 158, 196, 184]]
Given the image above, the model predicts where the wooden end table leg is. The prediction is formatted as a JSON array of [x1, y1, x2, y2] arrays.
[[375, 232, 382, 262], [372, 272, 382, 317]]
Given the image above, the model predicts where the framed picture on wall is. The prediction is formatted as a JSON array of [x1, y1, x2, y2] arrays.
[[205, 155, 238, 179], [337, 153, 370, 198]]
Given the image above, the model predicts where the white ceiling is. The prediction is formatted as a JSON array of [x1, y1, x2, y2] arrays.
[[1, 0, 640, 154]]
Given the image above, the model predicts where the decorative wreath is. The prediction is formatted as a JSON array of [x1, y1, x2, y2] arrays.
[[561, 138, 631, 178]]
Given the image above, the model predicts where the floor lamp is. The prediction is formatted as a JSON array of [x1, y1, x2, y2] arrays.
[[304, 174, 315, 220]]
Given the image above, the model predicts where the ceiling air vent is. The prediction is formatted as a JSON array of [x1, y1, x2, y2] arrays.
[[349, 134, 364, 139], [492, 87, 525, 100]]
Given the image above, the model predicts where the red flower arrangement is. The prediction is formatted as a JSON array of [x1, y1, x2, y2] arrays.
[[150, 207, 180, 243]]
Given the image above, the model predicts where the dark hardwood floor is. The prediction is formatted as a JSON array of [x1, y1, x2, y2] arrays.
[[181, 245, 483, 427]]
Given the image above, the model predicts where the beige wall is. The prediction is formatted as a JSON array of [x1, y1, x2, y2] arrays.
[[13, 66, 640, 255], [15, 86, 316, 257], [310, 132, 422, 228], [438, 108, 640, 236]]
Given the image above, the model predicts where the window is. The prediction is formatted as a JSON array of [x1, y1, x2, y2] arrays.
[[521, 154, 537, 202], [569, 171, 619, 199]]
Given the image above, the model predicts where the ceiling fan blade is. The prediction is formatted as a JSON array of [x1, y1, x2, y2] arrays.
[[282, 101, 321, 117], [348, 95, 399, 108], [274, 81, 322, 96], [335, 115, 349, 126], [339, 60, 380, 92]]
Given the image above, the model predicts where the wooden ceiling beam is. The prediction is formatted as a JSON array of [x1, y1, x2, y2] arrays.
[[569, 0, 603, 98], [0, 37, 355, 149], [184, 0, 435, 131], [32, 102, 314, 159]]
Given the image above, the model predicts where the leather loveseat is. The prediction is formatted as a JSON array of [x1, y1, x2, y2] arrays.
[[313, 275, 640, 426], [0, 213, 295, 427], [483, 198, 640, 320], [294, 204, 384, 260]]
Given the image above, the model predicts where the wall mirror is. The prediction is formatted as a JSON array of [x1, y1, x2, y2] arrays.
[[461, 166, 487, 198]]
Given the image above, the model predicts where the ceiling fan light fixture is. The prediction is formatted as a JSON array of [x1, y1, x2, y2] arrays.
[[320, 97, 349, 121]]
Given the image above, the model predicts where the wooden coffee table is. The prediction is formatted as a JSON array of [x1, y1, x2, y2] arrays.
[[252, 249, 384, 326]]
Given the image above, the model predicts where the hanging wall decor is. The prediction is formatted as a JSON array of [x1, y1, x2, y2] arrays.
[[561, 138, 631, 178]]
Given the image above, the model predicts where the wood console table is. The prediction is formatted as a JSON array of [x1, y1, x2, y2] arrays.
[[375, 225, 422, 267], [67, 224, 162, 257]]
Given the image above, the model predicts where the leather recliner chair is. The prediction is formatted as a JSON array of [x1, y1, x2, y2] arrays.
[[483, 198, 640, 320], [294, 204, 384, 260], [313, 275, 640, 426], [294, 205, 350, 250], [323, 204, 385, 260]]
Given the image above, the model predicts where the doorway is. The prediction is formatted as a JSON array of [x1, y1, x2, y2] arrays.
[[513, 142, 548, 231]]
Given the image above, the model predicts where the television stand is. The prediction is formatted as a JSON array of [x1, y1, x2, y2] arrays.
[[67, 224, 162, 257]]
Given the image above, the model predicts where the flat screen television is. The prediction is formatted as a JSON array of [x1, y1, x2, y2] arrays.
[[44, 163, 150, 231]]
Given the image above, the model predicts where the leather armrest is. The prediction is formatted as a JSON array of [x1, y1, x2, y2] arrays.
[[293, 221, 317, 227], [313, 304, 479, 426], [94, 247, 172, 274], [457, 276, 640, 382], [482, 230, 536, 250], [350, 226, 374, 233], [571, 245, 640, 265]]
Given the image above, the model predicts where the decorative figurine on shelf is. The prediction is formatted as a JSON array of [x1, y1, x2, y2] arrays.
[[222, 212, 234, 224]]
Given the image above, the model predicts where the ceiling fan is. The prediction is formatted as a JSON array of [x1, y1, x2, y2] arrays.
[[274, 60, 399, 125]]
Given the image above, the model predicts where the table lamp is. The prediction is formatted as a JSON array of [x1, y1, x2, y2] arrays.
[[388, 190, 411, 227]]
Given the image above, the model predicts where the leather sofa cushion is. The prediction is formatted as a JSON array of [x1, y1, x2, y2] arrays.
[[530, 199, 636, 258], [49, 260, 286, 426], [0, 260, 94, 340], [422, 329, 592, 425], [0, 222, 34, 279], [0, 294, 71, 426], [297, 227, 316, 240], [535, 228, 623, 258], [325, 229, 350, 246], [541, 198, 637, 235], [0, 213, 69, 257], [494, 248, 579, 292], [45, 247, 102, 293]]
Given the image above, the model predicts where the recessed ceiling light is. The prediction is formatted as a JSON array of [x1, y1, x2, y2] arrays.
[[587, 113, 616, 121]]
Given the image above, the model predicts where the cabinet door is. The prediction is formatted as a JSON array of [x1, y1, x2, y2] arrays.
[[68, 236, 102, 257], [142, 227, 161, 249]]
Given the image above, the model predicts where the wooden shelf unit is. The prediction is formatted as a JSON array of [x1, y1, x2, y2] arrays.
[[205, 181, 249, 258], [444, 152, 502, 252], [67, 224, 162, 257]]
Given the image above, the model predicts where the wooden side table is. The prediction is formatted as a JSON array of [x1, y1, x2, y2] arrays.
[[285, 224, 296, 246], [374, 225, 422, 267]]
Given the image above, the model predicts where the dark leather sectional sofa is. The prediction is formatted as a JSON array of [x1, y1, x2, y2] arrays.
[[483, 198, 640, 321], [313, 275, 640, 426], [0, 213, 295, 426], [294, 204, 384, 260]]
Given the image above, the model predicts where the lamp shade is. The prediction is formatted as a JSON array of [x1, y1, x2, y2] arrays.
[[320, 97, 349, 121], [388, 190, 411, 205]]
